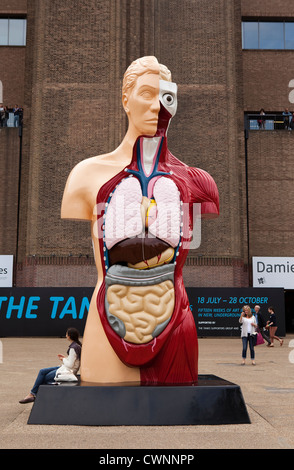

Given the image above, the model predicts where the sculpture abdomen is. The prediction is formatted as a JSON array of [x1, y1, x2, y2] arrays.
[[101, 175, 181, 346]]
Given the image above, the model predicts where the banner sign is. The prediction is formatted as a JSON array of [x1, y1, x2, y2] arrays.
[[0, 287, 285, 337], [253, 256, 294, 289], [0, 288, 93, 336], [187, 287, 285, 337], [0, 255, 13, 287]]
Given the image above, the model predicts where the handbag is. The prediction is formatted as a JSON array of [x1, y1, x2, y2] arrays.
[[251, 333, 257, 346], [256, 330, 265, 346], [54, 364, 78, 382]]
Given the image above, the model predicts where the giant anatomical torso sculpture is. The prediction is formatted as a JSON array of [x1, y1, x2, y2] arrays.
[[61, 57, 219, 385]]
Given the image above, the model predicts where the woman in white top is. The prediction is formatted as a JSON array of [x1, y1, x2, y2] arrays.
[[239, 305, 257, 366], [19, 328, 82, 403]]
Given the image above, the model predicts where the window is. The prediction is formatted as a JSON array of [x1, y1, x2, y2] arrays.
[[242, 22, 258, 49], [242, 21, 294, 50], [285, 23, 294, 49], [259, 22, 284, 49], [0, 20, 9, 45], [0, 18, 26, 46]]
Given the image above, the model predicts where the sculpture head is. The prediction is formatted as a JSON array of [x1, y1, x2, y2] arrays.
[[122, 56, 177, 137]]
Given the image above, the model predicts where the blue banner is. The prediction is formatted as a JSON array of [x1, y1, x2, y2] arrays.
[[187, 287, 285, 336], [0, 287, 286, 337], [0, 288, 93, 336]]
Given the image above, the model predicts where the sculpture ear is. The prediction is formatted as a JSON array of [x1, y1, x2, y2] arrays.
[[122, 93, 129, 113]]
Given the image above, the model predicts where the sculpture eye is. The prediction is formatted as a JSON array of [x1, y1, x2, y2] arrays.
[[162, 93, 174, 106], [141, 90, 153, 99]]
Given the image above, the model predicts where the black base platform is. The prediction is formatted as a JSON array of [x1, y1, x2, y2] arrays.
[[27, 374, 250, 426]]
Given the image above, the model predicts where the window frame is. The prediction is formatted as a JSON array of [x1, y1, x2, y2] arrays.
[[242, 20, 294, 50], [0, 17, 27, 47]]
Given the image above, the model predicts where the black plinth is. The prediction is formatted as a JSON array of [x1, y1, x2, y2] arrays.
[[27, 374, 250, 426]]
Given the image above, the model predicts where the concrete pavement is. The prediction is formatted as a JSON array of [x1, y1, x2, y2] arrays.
[[0, 334, 294, 449]]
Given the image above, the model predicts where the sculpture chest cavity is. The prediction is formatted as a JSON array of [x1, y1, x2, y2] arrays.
[[101, 174, 182, 345], [104, 175, 181, 250]]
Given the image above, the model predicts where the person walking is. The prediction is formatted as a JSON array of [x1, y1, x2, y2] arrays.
[[266, 306, 283, 347], [239, 305, 257, 365], [254, 305, 271, 346]]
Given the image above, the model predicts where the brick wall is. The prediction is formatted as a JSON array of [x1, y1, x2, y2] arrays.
[[14, 255, 249, 288], [241, 0, 294, 113], [16, 256, 97, 287], [247, 131, 294, 258], [1, 0, 27, 14], [0, 128, 20, 259], [15, 0, 247, 287], [0, 48, 26, 108], [2, 1, 294, 291], [243, 51, 294, 112], [155, 0, 247, 268], [241, 0, 294, 17], [183, 258, 248, 288], [0, 1, 27, 107]]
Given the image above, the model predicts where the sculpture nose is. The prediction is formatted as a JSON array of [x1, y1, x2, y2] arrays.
[[150, 97, 160, 114]]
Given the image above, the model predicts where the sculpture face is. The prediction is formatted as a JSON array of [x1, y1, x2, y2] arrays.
[[124, 72, 178, 137], [125, 73, 161, 137]]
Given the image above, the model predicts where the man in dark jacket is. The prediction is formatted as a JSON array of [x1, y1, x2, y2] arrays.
[[254, 305, 271, 346]]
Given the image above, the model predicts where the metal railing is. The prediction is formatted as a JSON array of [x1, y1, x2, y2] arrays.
[[0, 111, 22, 128], [245, 113, 293, 131]]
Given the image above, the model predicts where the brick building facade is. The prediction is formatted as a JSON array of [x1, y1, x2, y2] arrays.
[[1, 0, 294, 327], [0, 0, 26, 106]]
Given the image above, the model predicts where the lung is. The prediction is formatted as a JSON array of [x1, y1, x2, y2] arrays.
[[104, 175, 181, 252], [104, 176, 143, 250], [148, 176, 181, 247]]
